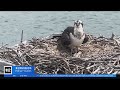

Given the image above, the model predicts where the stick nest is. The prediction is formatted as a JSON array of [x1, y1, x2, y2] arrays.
[[0, 34, 120, 74]]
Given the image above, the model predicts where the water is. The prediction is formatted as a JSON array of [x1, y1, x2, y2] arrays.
[[0, 11, 120, 46]]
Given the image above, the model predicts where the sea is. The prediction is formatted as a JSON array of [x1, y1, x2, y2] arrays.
[[0, 11, 120, 46]]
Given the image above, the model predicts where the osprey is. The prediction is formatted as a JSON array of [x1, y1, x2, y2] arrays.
[[60, 20, 88, 54]]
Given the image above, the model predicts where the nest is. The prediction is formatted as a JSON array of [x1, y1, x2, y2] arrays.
[[0, 33, 120, 74]]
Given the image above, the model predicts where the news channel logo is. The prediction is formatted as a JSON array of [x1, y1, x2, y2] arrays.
[[4, 66, 12, 74]]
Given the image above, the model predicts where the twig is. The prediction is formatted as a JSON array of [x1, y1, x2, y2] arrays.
[[92, 67, 100, 74], [21, 30, 23, 43], [21, 55, 30, 66], [86, 64, 97, 69], [21, 45, 39, 56], [110, 33, 115, 40]]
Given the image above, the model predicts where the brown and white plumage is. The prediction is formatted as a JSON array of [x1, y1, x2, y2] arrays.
[[60, 20, 87, 54]]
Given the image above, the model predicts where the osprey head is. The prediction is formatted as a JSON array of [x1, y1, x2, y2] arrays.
[[74, 20, 83, 28]]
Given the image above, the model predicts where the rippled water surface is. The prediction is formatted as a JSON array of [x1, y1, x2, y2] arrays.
[[0, 11, 120, 46]]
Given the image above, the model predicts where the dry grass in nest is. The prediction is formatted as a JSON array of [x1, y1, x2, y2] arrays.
[[0, 34, 120, 74]]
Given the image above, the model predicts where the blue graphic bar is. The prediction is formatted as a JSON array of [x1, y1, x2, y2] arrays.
[[5, 74, 116, 77], [4, 66, 34, 77], [4, 66, 117, 77], [36, 74, 116, 77]]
